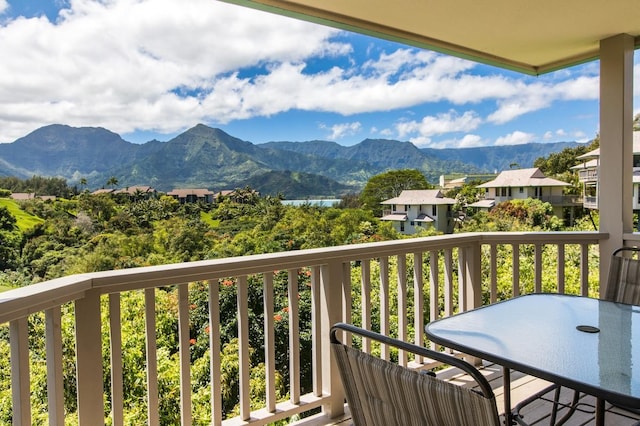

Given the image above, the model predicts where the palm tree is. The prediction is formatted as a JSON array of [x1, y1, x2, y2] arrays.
[[106, 176, 119, 190]]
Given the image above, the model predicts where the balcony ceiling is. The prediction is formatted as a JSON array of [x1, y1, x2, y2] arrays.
[[221, 0, 640, 75]]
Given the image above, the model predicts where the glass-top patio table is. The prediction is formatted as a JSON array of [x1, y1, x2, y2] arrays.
[[425, 293, 640, 426]]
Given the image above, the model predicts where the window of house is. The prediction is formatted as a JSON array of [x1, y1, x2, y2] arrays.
[[432, 205, 437, 216], [519, 187, 524, 193], [405, 205, 409, 212], [508, 187, 512, 197], [400, 222, 405, 232], [392, 204, 396, 212]]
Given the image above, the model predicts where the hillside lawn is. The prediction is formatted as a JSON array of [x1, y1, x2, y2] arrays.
[[0, 198, 45, 231]]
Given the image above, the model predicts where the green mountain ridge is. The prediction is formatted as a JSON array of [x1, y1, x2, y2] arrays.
[[0, 123, 580, 198]]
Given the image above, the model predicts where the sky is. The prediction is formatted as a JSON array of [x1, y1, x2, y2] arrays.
[[0, 0, 638, 148]]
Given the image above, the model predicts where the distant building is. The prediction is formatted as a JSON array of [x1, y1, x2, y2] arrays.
[[167, 188, 214, 204], [476, 167, 577, 217], [91, 188, 114, 195], [380, 189, 456, 235], [114, 186, 157, 199], [573, 131, 640, 211], [439, 173, 497, 190], [10, 193, 56, 201]]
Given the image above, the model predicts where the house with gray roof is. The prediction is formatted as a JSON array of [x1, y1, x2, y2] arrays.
[[167, 188, 214, 204], [475, 167, 577, 217], [573, 131, 640, 212], [380, 189, 456, 234]]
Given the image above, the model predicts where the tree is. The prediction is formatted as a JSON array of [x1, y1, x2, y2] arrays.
[[534, 138, 599, 176], [106, 176, 119, 189], [359, 169, 431, 215], [0, 206, 17, 232]]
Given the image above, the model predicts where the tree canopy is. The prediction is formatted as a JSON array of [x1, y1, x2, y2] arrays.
[[359, 169, 431, 215]]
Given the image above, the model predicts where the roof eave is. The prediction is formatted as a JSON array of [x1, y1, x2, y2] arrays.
[[220, 0, 640, 76]]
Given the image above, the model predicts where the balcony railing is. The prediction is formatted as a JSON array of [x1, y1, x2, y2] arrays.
[[0, 231, 608, 425], [578, 168, 598, 182]]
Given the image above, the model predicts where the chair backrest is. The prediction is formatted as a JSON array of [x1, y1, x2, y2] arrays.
[[605, 247, 640, 305], [330, 323, 501, 426]]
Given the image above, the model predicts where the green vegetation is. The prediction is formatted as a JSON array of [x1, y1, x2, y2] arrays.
[[0, 161, 599, 423], [0, 198, 45, 231], [359, 169, 432, 215]]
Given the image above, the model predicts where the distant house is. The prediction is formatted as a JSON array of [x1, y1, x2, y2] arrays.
[[167, 188, 214, 204], [114, 186, 157, 199], [573, 131, 640, 211], [438, 173, 497, 190], [380, 189, 456, 235], [91, 188, 114, 195], [476, 167, 576, 217], [10, 192, 57, 201]]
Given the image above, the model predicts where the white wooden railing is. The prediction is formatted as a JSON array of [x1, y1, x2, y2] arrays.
[[0, 231, 607, 425]]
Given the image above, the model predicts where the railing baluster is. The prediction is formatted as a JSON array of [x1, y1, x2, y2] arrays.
[[397, 254, 407, 366], [341, 262, 352, 345], [457, 247, 467, 311], [288, 269, 300, 405], [320, 260, 345, 418], [75, 290, 104, 425], [311, 266, 322, 396], [178, 284, 192, 426], [107, 295, 123, 426], [144, 288, 159, 426], [208, 281, 222, 425], [263, 273, 276, 412], [490, 243, 498, 303], [237, 276, 251, 420], [512, 244, 520, 297], [557, 244, 566, 294], [413, 251, 424, 363], [379, 256, 390, 360], [10, 317, 30, 426], [237, 275, 250, 420], [429, 250, 439, 350], [534, 243, 543, 293], [444, 249, 453, 316], [581, 243, 589, 296], [45, 307, 64, 426], [360, 260, 371, 354]]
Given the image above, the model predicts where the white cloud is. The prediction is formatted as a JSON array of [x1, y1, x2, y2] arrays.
[[320, 121, 361, 140], [412, 134, 486, 149], [395, 110, 481, 139], [0, 0, 607, 143], [494, 131, 536, 146], [0, 0, 344, 140], [0, 0, 8, 15]]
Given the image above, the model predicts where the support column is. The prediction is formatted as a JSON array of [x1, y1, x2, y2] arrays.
[[599, 33, 634, 297]]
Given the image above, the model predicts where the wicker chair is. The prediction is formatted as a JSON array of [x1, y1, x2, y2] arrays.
[[330, 323, 502, 426], [604, 246, 640, 304]]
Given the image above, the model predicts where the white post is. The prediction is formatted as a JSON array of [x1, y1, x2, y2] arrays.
[[599, 33, 634, 297], [320, 259, 345, 418], [75, 290, 105, 425]]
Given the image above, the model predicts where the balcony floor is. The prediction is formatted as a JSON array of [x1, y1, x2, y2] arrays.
[[297, 362, 640, 426]]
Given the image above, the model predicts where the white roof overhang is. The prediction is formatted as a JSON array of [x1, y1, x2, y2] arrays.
[[220, 0, 640, 75]]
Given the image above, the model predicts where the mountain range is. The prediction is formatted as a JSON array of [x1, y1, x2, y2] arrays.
[[0, 124, 580, 198]]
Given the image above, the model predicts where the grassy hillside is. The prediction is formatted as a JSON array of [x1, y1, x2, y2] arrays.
[[0, 198, 44, 231]]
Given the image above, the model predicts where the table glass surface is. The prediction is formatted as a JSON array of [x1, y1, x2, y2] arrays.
[[425, 294, 640, 406]]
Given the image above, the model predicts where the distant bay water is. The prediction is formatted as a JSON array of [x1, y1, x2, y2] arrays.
[[281, 199, 341, 207]]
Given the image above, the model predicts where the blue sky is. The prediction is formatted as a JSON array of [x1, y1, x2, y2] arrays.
[[0, 0, 638, 148]]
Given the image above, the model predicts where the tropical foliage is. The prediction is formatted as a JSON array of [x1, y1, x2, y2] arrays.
[[0, 169, 599, 423]]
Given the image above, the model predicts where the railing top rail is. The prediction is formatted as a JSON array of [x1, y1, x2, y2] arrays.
[[0, 231, 608, 325]]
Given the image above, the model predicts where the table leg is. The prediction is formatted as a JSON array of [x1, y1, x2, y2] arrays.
[[503, 367, 512, 425], [595, 398, 604, 426]]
